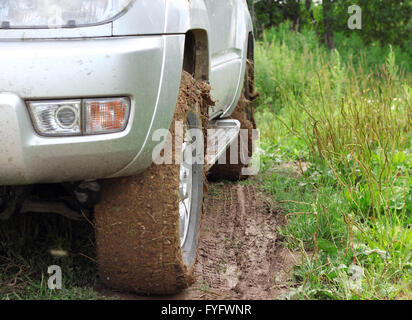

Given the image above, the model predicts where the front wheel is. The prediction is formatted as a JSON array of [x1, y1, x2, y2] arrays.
[[94, 71, 209, 295]]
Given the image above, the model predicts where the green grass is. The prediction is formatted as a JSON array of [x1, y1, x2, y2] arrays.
[[255, 24, 411, 300], [0, 214, 103, 300]]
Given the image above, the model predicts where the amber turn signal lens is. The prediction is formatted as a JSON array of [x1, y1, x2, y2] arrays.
[[83, 98, 130, 135]]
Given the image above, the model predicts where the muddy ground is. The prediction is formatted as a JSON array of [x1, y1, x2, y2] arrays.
[[98, 182, 298, 300]]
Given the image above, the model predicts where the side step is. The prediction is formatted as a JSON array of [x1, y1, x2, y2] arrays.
[[205, 119, 240, 171]]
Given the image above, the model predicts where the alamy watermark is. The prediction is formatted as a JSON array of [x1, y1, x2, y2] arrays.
[[47, 265, 62, 290], [348, 5, 362, 30]]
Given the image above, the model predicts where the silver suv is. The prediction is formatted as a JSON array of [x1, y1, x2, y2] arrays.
[[0, 0, 258, 295]]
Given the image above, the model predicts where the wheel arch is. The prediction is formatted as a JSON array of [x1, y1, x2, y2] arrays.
[[183, 29, 210, 82]]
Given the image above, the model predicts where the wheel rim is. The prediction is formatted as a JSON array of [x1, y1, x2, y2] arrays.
[[179, 129, 194, 247]]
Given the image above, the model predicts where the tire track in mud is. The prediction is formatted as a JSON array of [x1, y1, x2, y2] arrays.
[[176, 182, 296, 300]]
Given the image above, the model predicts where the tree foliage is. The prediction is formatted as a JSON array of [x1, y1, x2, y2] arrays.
[[248, 0, 411, 51]]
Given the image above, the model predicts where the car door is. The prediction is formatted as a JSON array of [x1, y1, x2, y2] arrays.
[[204, 0, 242, 116]]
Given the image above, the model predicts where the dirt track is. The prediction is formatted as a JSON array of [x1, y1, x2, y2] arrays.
[[99, 182, 297, 300]]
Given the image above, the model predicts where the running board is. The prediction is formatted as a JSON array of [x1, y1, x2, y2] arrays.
[[205, 119, 241, 171]]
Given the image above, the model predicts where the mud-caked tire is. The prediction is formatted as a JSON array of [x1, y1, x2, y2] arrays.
[[208, 60, 258, 181], [94, 72, 211, 295]]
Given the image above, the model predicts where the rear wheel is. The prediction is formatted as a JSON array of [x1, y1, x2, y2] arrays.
[[94, 72, 208, 295], [208, 60, 258, 181]]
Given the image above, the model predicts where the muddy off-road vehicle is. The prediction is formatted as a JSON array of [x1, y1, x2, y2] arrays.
[[0, 0, 258, 295]]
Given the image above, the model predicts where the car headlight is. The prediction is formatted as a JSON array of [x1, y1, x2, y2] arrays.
[[0, 0, 135, 29]]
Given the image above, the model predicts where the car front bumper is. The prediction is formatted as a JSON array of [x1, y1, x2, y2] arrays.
[[0, 35, 185, 185]]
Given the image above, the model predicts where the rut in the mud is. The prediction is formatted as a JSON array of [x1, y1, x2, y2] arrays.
[[175, 182, 297, 300]]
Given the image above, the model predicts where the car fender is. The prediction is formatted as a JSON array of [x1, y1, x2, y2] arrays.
[[165, 0, 210, 34], [112, 0, 166, 36]]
